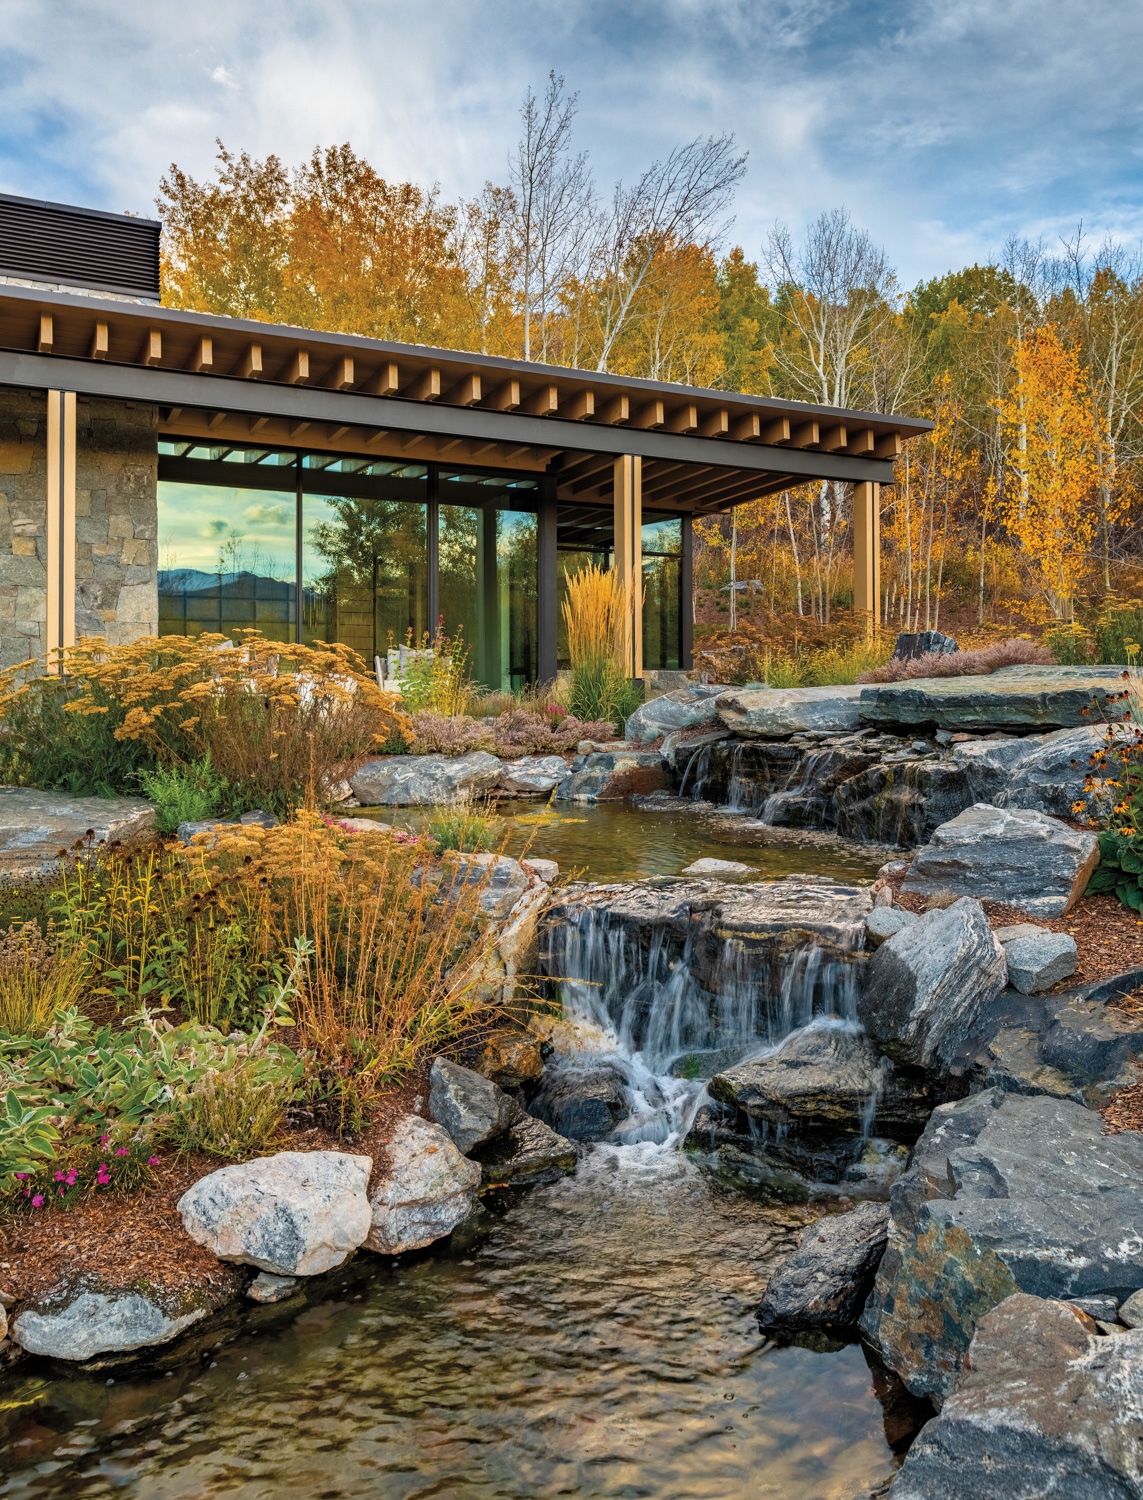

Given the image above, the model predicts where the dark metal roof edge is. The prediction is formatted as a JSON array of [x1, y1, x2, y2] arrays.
[[0, 282, 935, 435], [0, 192, 162, 230], [0, 268, 160, 302]]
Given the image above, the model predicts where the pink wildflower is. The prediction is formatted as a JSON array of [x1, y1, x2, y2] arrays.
[[14, 1173, 25, 1181], [31, 1194, 43, 1207], [148, 1157, 160, 1167], [115, 1147, 129, 1156]]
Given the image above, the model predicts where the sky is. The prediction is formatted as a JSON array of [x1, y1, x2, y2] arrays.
[[2, 0, 1142, 290]]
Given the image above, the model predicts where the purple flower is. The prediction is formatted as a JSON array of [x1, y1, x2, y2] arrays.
[[148, 1156, 160, 1167], [31, 1194, 43, 1207], [115, 1147, 129, 1156]]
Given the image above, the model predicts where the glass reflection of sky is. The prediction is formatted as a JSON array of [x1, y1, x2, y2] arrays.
[[157, 482, 296, 580]]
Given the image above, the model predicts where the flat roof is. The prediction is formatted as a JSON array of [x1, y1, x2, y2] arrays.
[[0, 282, 932, 513]]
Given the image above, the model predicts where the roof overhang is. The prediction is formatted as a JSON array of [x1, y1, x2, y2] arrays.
[[0, 283, 933, 514]]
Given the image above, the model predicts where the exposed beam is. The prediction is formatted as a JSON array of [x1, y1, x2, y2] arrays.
[[790, 421, 819, 448], [642, 463, 708, 498], [235, 344, 263, 380], [471, 441, 500, 458], [847, 428, 875, 456], [139, 329, 162, 367], [207, 411, 228, 429], [249, 415, 270, 434], [874, 432, 902, 460], [730, 412, 761, 442], [486, 379, 520, 411], [444, 373, 481, 406], [37, 315, 52, 353], [402, 431, 427, 450], [283, 350, 310, 385], [524, 384, 559, 416], [364, 428, 390, 446], [438, 436, 464, 454], [820, 424, 848, 452], [404, 367, 440, 402], [556, 454, 612, 486], [760, 417, 790, 445], [505, 445, 532, 461], [691, 474, 794, 512], [560, 389, 594, 421], [289, 419, 311, 437], [165, 407, 182, 422], [328, 424, 352, 442], [187, 337, 213, 373], [367, 362, 400, 396], [596, 395, 629, 425], [89, 322, 109, 360], [666, 403, 698, 434], [699, 408, 729, 438], [323, 356, 354, 391], [630, 399, 665, 430]]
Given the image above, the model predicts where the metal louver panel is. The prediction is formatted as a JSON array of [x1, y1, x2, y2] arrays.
[[0, 193, 161, 300]]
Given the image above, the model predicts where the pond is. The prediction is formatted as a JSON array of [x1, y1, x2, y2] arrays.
[[0, 1145, 919, 1500], [371, 801, 883, 885]]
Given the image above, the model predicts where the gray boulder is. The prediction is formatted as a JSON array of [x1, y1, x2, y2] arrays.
[[367, 1114, 481, 1254], [624, 684, 723, 744], [1122, 1289, 1143, 1328], [892, 630, 958, 659], [556, 750, 668, 802], [859, 665, 1130, 732], [470, 1111, 579, 1187], [530, 1066, 629, 1142], [864, 906, 918, 948], [1004, 930, 1078, 993], [997, 724, 1106, 816], [0, 787, 155, 879], [888, 1294, 1143, 1500], [497, 755, 572, 795], [351, 752, 503, 805], [13, 1289, 210, 1361], [714, 684, 862, 737], [901, 804, 1099, 918], [429, 1057, 521, 1154], [758, 1203, 890, 1332], [861, 1089, 1143, 1400], [178, 1150, 373, 1276], [857, 898, 1007, 1071], [681, 856, 752, 876]]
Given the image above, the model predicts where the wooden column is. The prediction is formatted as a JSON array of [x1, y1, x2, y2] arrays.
[[45, 390, 77, 668], [853, 480, 880, 627], [613, 454, 643, 679]]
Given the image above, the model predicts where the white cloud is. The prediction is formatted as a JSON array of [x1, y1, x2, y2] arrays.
[[210, 64, 238, 88]]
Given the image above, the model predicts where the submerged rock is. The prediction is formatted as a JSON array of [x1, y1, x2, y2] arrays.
[[470, 1112, 578, 1187], [429, 1058, 522, 1154], [530, 1066, 629, 1141], [861, 1089, 1143, 1400], [0, 786, 155, 879], [367, 1115, 481, 1255], [889, 1294, 1143, 1500], [714, 684, 862, 738], [857, 897, 1007, 1072], [901, 804, 1099, 918], [246, 1272, 300, 1304], [178, 1151, 373, 1277], [681, 856, 752, 876], [351, 752, 502, 805], [13, 1290, 212, 1362], [758, 1202, 891, 1332]]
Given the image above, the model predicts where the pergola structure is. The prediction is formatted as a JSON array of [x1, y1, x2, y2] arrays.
[[0, 277, 932, 678]]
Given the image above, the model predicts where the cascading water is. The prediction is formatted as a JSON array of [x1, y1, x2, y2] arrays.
[[540, 879, 870, 1152]]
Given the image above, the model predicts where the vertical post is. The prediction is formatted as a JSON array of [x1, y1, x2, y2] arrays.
[[478, 503, 499, 689], [680, 513, 694, 669], [537, 477, 557, 684], [427, 466, 439, 637], [852, 480, 880, 628], [294, 453, 303, 644], [45, 390, 76, 670], [613, 454, 643, 679]]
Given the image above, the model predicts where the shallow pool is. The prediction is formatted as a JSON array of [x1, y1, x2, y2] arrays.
[[0, 1147, 919, 1499]]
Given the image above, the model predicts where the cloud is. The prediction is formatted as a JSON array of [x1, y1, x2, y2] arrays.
[[200, 519, 231, 538], [1, 0, 1141, 284], [243, 503, 288, 525]]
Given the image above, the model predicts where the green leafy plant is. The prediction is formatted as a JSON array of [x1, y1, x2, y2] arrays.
[[0, 666, 157, 797], [137, 755, 231, 835], [1088, 829, 1143, 912], [394, 628, 472, 716], [423, 799, 501, 853]]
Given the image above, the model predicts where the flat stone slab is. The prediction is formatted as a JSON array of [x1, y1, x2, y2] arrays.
[[0, 787, 155, 878], [714, 685, 862, 737], [859, 666, 1130, 732]]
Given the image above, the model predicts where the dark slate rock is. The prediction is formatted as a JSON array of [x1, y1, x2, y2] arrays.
[[861, 1090, 1143, 1401], [888, 1294, 1143, 1500], [891, 630, 959, 660], [530, 1066, 629, 1142], [758, 1202, 890, 1332], [429, 1057, 522, 1155], [470, 1112, 578, 1187], [858, 665, 1130, 733]]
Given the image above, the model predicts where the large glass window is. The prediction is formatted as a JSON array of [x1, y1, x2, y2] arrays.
[[642, 516, 683, 671], [555, 506, 614, 670], [301, 458, 428, 662], [158, 444, 298, 640], [438, 470, 538, 692]]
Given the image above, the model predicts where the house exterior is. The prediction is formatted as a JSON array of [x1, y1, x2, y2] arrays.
[[0, 192, 932, 686]]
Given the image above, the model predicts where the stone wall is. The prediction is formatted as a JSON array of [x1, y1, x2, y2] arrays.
[[0, 389, 158, 669]]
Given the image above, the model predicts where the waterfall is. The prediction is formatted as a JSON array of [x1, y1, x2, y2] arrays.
[[757, 748, 833, 826]]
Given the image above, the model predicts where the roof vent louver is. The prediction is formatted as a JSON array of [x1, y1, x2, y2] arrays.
[[0, 193, 160, 302]]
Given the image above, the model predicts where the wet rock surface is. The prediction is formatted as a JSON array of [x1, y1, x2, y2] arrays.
[[530, 1065, 630, 1142], [901, 804, 1100, 917], [13, 1289, 215, 1362], [178, 1151, 373, 1277], [351, 751, 503, 805], [888, 1294, 1143, 1500], [861, 1090, 1143, 1401], [0, 786, 155, 878], [557, 750, 668, 802], [496, 755, 572, 795], [469, 1111, 579, 1187], [367, 1115, 482, 1255], [758, 1202, 891, 1332], [857, 898, 1007, 1072], [624, 684, 723, 744], [429, 1057, 522, 1154]]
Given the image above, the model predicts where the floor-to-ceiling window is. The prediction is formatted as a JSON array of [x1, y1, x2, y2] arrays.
[[438, 470, 538, 692], [554, 505, 613, 671], [642, 516, 683, 670]]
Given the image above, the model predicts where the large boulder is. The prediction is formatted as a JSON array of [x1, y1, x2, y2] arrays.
[[714, 684, 862, 737], [995, 724, 1106, 816], [859, 665, 1130, 732], [758, 1202, 890, 1332], [367, 1115, 481, 1254], [13, 1289, 211, 1361], [0, 787, 155, 879], [556, 750, 668, 802], [428, 1057, 521, 1154], [469, 1112, 578, 1187], [351, 751, 502, 805], [861, 1089, 1143, 1400], [624, 684, 723, 745], [857, 898, 1007, 1071], [888, 1294, 1143, 1499], [530, 1065, 630, 1141], [178, 1151, 372, 1276], [901, 804, 1099, 918], [497, 755, 572, 796]]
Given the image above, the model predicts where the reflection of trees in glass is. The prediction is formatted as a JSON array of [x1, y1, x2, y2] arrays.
[[305, 495, 428, 652]]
